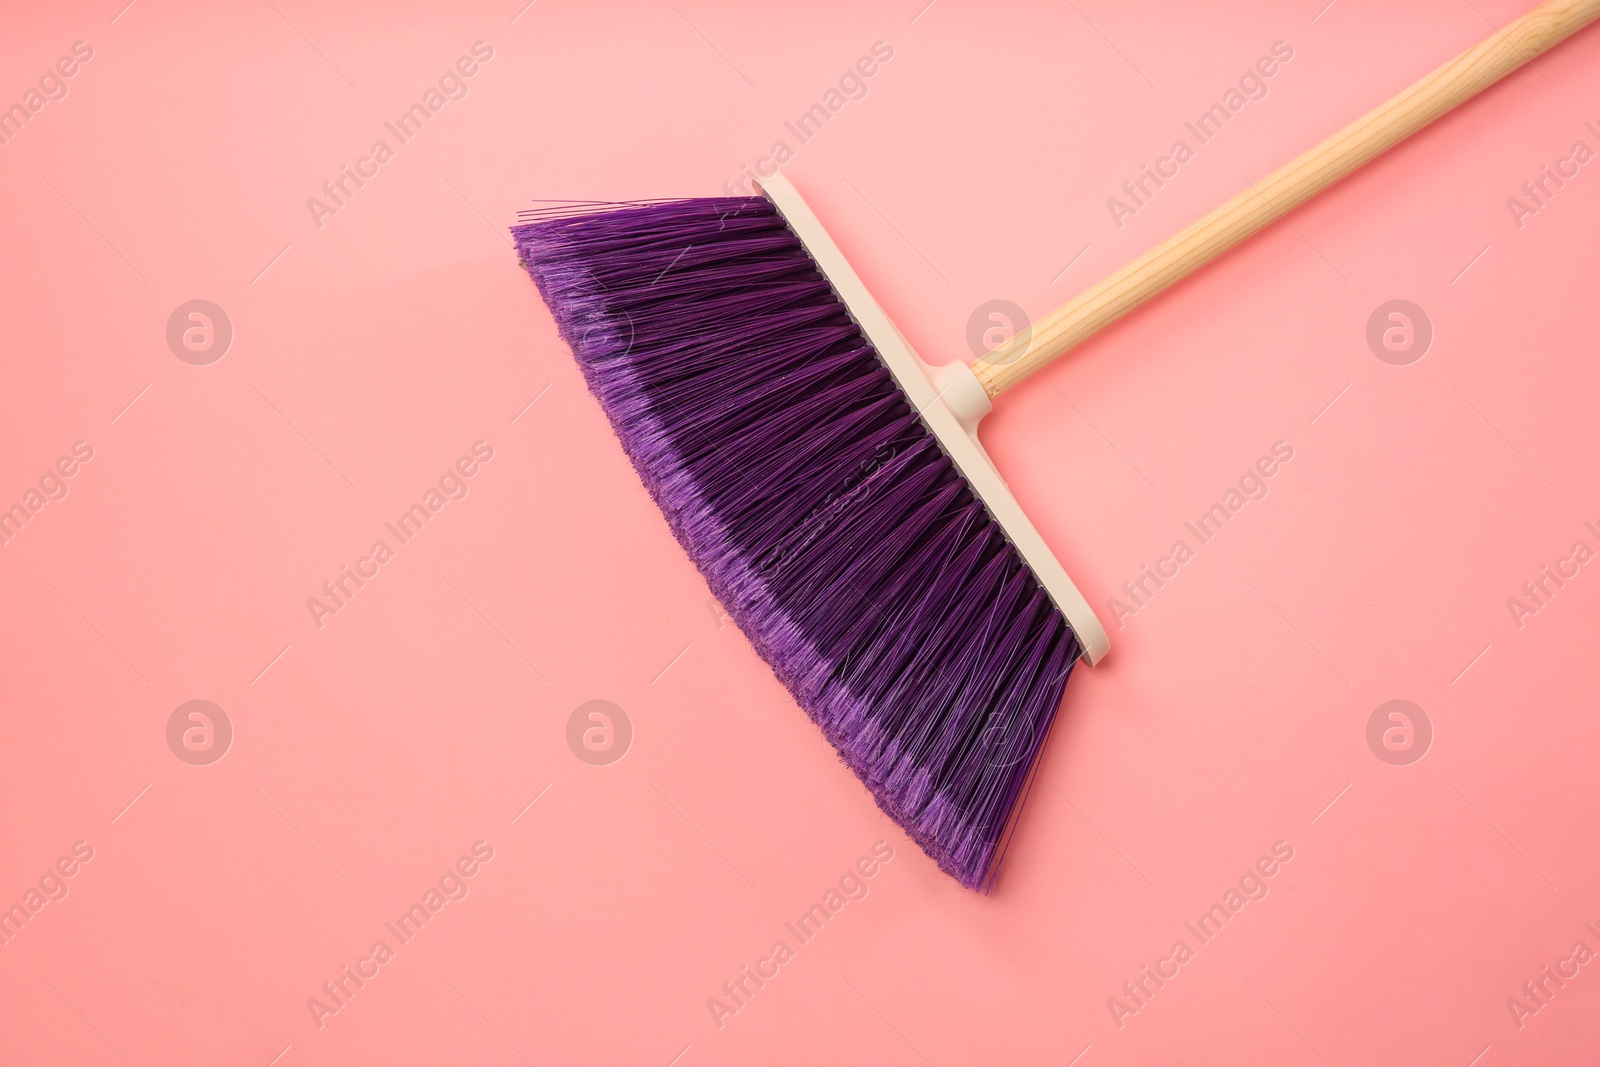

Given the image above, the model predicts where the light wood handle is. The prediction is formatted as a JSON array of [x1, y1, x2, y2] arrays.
[[972, 0, 1600, 398]]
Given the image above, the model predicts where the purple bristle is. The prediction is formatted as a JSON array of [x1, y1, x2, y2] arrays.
[[513, 196, 1080, 890]]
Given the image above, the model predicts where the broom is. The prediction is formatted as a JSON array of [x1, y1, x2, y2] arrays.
[[513, 0, 1599, 891]]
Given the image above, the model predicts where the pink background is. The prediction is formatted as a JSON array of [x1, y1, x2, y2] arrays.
[[3, 0, 1599, 1063]]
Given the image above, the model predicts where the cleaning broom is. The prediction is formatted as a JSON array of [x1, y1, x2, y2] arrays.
[[514, 0, 1600, 891]]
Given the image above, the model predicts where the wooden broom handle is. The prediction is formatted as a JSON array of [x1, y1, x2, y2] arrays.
[[972, 0, 1600, 398]]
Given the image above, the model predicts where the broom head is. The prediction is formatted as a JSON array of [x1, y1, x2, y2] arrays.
[[513, 176, 1107, 891]]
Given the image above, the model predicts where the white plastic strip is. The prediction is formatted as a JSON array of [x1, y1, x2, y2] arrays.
[[756, 174, 1110, 665]]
